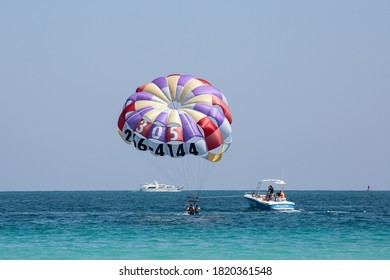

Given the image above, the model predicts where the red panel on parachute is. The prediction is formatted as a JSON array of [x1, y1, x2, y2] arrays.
[[117, 103, 136, 130]]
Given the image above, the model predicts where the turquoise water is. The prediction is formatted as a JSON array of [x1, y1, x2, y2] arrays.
[[0, 190, 389, 260]]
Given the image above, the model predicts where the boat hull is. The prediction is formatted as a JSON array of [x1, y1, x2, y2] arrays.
[[139, 181, 182, 192], [140, 189, 181, 192], [244, 194, 295, 211]]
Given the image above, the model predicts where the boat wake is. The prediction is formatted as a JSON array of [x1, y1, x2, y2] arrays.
[[279, 209, 302, 213]]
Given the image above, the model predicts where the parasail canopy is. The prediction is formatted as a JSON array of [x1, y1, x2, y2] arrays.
[[118, 74, 232, 162]]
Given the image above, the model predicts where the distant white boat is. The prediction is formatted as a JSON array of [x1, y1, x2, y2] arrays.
[[244, 179, 295, 211], [139, 181, 183, 192]]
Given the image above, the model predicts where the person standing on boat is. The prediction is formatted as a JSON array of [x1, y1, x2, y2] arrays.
[[268, 185, 274, 200]]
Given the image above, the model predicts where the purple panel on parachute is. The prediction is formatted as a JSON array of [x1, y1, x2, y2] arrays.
[[177, 74, 196, 87], [129, 92, 154, 102], [148, 124, 166, 142], [154, 111, 169, 125], [180, 113, 203, 140], [193, 103, 225, 126], [126, 114, 141, 130], [192, 85, 223, 100], [152, 76, 168, 90], [126, 107, 153, 129]]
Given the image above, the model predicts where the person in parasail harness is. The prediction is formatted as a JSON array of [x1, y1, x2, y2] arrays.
[[185, 204, 195, 215]]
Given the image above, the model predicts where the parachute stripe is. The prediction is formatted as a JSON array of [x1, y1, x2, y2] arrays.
[[167, 75, 180, 101], [147, 124, 166, 142], [135, 120, 152, 138], [154, 111, 169, 126], [136, 83, 148, 92], [175, 75, 195, 101], [207, 151, 223, 162], [167, 110, 181, 126], [129, 92, 154, 101], [181, 108, 206, 122], [117, 102, 136, 130], [152, 76, 171, 101], [134, 100, 166, 110], [126, 107, 153, 130], [177, 74, 196, 87], [197, 78, 212, 86], [193, 103, 225, 126], [129, 92, 166, 104], [192, 85, 223, 100], [183, 95, 212, 106], [152, 76, 168, 89], [179, 112, 203, 140], [218, 119, 232, 140], [196, 117, 216, 136], [212, 96, 232, 124], [142, 107, 167, 123], [142, 83, 170, 103], [196, 117, 223, 150], [178, 79, 205, 103], [202, 125, 223, 150]]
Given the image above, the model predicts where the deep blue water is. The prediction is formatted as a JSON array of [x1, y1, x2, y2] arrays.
[[0, 190, 389, 259]]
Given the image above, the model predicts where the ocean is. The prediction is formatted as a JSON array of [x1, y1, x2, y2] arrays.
[[0, 190, 389, 260]]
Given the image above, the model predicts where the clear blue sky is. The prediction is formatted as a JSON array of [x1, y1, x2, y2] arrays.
[[1, 0, 389, 191]]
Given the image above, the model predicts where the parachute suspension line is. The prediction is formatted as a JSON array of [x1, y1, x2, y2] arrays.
[[172, 156, 192, 190], [180, 157, 198, 193], [204, 160, 210, 186], [199, 157, 206, 189], [143, 153, 184, 189], [130, 148, 215, 194], [193, 156, 202, 197], [178, 156, 189, 190], [140, 152, 211, 193], [185, 156, 192, 190], [172, 155, 204, 199], [184, 156, 198, 199], [143, 153, 176, 184], [204, 160, 216, 188], [170, 157, 186, 188], [197, 156, 202, 189], [198, 157, 212, 189]]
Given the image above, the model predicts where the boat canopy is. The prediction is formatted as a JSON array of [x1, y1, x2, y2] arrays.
[[258, 179, 286, 185]]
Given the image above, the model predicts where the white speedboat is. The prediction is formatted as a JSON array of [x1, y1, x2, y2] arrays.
[[244, 179, 295, 211], [139, 181, 183, 192]]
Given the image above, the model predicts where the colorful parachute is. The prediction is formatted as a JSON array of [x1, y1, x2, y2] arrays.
[[117, 74, 232, 162]]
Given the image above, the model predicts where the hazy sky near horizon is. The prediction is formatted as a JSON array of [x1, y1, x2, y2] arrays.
[[1, 1, 389, 191]]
